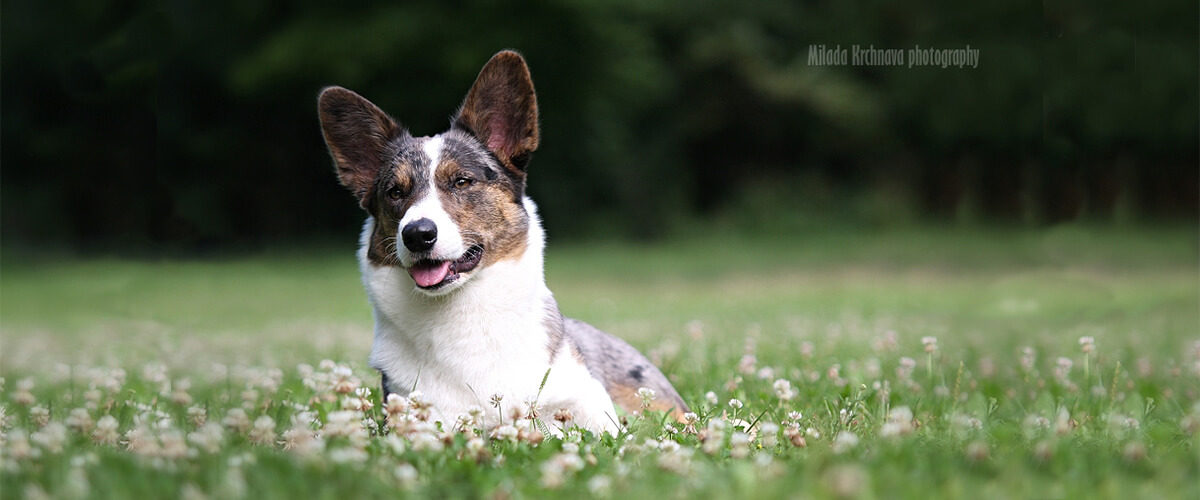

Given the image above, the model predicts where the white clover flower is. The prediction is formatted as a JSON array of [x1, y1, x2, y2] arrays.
[[29, 406, 50, 428], [587, 475, 612, 497], [249, 416, 276, 446], [1079, 336, 1095, 354], [31, 422, 68, 453], [636, 387, 657, 408], [328, 446, 368, 464], [737, 354, 757, 375], [730, 431, 752, 458], [490, 424, 519, 442], [727, 398, 744, 410], [880, 406, 914, 438], [187, 406, 207, 427], [7, 429, 36, 460], [788, 411, 803, 422], [93, 415, 120, 445], [222, 408, 251, 434], [65, 408, 94, 434], [773, 379, 795, 401], [705, 391, 719, 406], [188, 422, 225, 453], [921, 336, 938, 353], [832, 431, 859, 454], [394, 463, 419, 487], [281, 425, 323, 456], [760, 422, 780, 447], [657, 447, 694, 474], [159, 429, 189, 459]]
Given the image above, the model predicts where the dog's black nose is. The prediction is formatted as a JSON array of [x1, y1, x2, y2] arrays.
[[401, 218, 438, 252]]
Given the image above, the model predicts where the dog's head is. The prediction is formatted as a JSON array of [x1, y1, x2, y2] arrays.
[[318, 50, 539, 295]]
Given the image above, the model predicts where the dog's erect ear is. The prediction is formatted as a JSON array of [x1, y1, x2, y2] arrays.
[[318, 86, 405, 208], [454, 50, 540, 174]]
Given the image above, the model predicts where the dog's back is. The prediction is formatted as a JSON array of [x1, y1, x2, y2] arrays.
[[565, 318, 687, 417]]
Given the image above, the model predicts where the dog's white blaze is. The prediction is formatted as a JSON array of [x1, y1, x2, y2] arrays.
[[396, 135, 464, 266], [360, 198, 620, 434]]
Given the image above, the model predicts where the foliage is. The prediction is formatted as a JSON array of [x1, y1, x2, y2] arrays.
[[1, 1, 1196, 248], [1, 227, 1197, 497]]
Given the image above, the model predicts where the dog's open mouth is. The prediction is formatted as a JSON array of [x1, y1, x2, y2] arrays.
[[407, 244, 485, 289]]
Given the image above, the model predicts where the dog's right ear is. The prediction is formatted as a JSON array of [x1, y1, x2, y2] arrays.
[[318, 87, 405, 208]]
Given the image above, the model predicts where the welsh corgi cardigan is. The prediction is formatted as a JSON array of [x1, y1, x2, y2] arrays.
[[318, 50, 688, 433]]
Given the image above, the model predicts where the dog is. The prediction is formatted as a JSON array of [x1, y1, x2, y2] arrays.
[[318, 50, 688, 433]]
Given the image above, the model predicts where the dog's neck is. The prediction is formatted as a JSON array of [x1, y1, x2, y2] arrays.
[[360, 198, 557, 391]]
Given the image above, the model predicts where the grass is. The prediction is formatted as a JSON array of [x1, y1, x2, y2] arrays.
[[1, 225, 1197, 499]]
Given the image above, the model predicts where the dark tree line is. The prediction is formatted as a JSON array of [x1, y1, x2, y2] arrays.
[[2, 0, 1195, 250]]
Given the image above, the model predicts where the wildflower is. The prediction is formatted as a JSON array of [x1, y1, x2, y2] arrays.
[[385, 393, 410, 416], [125, 424, 160, 456], [1029, 441, 1053, 465], [354, 387, 374, 411], [921, 336, 938, 353], [832, 431, 859, 454], [657, 447, 694, 474], [160, 429, 189, 459], [964, 440, 989, 463], [738, 354, 757, 375], [29, 406, 50, 428], [189, 422, 225, 453], [805, 427, 821, 439], [324, 411, 369, 448], [1054, 357, 1073, 380], [490, 424, 519, 442], [1020, 347, 1036, 372], [636, 387, 657, 408], [328, 446, 368, 464], [489, 393, 504, 408], [7, 429, 37, 460], [1054, 407, 1073, 436], [897, 357, 917, 380], [394, 463, 419, 487], [800, 341, 814, 359], [282, 425, 324, 456], [1079, 336, 1095, 354], [880, 406, 914, 438], [773, 379, 795, 401], [31, 422, 68, 453], [187, 406, 207, 427], [65, 408, 94, 434], [93, 415, 120, 445], [705, 391, 719, 406], [787, 411, 803, 422], [13, 378, 36, 405], [730, 432, 751, 458], [552, 407, 574, 426], [222, 408, 251, 434], [1122, 441, 1147, 463], [727, 398, 744, 410], [587, 475, 612, 497], [331, 365, 360, 394], [171, 379, 194, 405], [249, 416, 276, 446], [524, 397, 542, 419]]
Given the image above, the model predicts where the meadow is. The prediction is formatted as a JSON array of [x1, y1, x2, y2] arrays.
[[1, 226, 1197, 499]]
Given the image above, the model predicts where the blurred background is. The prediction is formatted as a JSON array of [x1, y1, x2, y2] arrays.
[[2, 0, 1196, 253]]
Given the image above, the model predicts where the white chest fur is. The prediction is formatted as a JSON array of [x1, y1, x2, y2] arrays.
[[357, 199, 618, 433]]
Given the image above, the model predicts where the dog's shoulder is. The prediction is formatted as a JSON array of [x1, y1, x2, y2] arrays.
[[563, 317, 689, 417]]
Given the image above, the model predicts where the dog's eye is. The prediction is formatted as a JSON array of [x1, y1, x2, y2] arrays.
[[386, 185, 404, 200], [453, 177, 473, 189]]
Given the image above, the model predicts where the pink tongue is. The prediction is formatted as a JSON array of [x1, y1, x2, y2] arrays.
[[408, 261, 452, 288]]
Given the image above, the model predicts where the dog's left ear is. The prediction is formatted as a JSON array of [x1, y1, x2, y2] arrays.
[[454, 50, 539, 175]]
